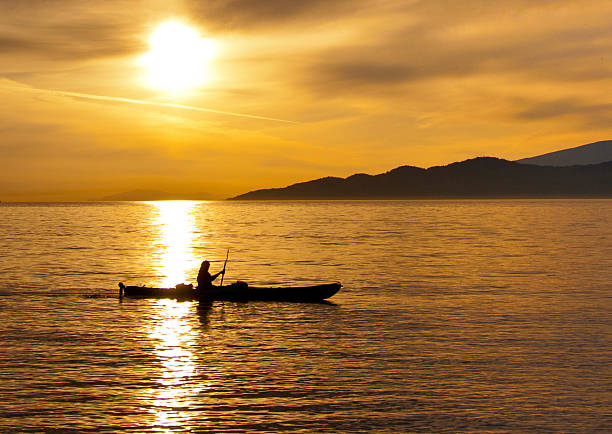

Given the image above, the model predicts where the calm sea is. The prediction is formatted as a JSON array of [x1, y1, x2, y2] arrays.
[[0, 200, 610, 432]]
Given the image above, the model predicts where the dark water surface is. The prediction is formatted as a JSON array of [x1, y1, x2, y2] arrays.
[[1, 200, 610, 432]]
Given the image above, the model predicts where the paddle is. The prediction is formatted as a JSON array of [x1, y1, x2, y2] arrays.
[[220, 248, 229, 287]]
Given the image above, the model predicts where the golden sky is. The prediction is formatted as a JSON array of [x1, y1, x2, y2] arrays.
[[2, 0, 612, 200]]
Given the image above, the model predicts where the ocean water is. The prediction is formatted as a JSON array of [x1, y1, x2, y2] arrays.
[[0, 200, 610, 432]]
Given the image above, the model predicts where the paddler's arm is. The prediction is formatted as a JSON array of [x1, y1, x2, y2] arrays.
[[211, 269, 226, 281]]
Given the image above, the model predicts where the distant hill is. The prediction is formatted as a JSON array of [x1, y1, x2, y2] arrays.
[[229, 157, 612, 200], [98, 189, 219, 201], [517, 140, 612, 166]]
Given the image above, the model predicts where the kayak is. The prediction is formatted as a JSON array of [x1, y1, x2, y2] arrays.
[[118, 281, 341, 302]]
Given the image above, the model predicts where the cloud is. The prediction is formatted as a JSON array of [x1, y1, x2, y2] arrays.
[[0, 0, 147, 61], [516, 97, 612, 128], [41, 87, 298, 123], [184, 0, 360, 31], [314, 62, 415, 86], [293, 1, 612, 96]]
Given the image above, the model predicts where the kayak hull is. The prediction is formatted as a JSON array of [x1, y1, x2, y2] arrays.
[[119, 281, 341, 302]]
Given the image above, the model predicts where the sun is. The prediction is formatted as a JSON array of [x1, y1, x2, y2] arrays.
[[141, 21, 216, 92]]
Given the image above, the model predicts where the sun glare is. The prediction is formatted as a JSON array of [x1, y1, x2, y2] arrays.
[[150, 201, 200, 287], [141, 21, 216, 92]]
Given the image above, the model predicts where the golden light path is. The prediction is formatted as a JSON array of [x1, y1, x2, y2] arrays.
[[150, 200, 201, 288], [147, 299, 202, 432], [144, 201, 209, 431]]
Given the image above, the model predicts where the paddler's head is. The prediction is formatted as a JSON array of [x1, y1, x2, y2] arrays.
[[201, 260, 210, 270]]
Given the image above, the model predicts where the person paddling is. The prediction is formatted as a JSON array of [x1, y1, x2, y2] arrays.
[[197, 260, 225, 290]]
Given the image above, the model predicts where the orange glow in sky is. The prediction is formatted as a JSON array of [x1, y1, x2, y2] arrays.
[[1, 1, 612, 200]]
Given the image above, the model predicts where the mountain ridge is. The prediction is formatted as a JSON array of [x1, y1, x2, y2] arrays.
[[517, 140, 612, 166], [230, 157, 612, 200]]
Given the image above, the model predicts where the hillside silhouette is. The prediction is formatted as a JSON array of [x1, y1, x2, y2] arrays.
[[230, 157, 612, 200], [517, 140, 612, 166]]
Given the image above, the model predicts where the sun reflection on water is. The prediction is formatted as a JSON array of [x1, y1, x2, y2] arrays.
[[143, 201, 213, 431], [146, 299, 206, 432], [149, 201, 201, 287]]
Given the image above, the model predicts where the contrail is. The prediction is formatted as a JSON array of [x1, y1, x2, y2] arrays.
[[1, 81, 298, 124]]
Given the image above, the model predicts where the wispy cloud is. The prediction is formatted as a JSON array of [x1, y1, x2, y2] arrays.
[[184, 0, 361, 31], [0, 80, 298, 123]]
